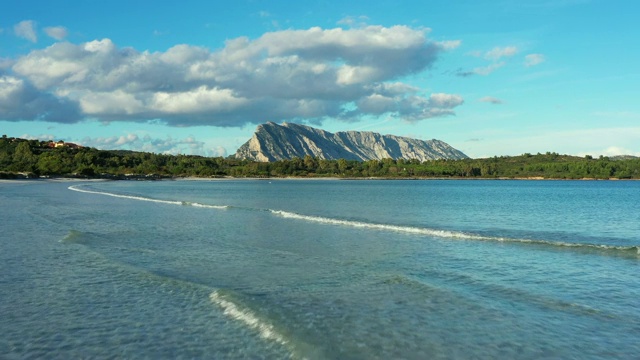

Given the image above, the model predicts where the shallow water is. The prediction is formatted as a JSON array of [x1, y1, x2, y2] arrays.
[[1, 179, 639, 358]]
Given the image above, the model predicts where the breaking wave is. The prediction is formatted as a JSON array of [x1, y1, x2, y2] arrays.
[[60, 229, 87, 244], [68, 185, 228, 209], [270, 210, 640, 257], [270, 209, 478, 238], [67, 185, 638, 258], [209, 290, 288, 346]]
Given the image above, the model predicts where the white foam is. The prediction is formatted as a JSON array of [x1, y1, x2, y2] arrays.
[[268, 210, 640, 256], [209, 291, 288, 346], [269, 210, 475, 239], [69, 185, 637, 256], [188, 202, 227, 209], [68, 185, 227, 209]]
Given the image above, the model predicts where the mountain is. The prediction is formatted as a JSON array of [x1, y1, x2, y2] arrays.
[[234, 122, 469, 162]]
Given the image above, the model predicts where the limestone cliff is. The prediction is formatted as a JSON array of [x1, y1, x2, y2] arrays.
[[234, 122, 468, 162]]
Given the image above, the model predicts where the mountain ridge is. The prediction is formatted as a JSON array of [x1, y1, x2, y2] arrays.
[[235, 122, 469, 162]]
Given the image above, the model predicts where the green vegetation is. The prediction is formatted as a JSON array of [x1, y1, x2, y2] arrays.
[[1, 136, 639, 180]]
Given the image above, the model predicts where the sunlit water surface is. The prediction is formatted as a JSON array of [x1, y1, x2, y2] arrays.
[[1, 179, 639, 359]]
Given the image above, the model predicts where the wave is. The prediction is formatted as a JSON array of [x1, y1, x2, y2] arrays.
[[498, 238, 640, 256], [67, 185, 638, 258], [60, 229, 87, 244], [382, 273, 615, 320], [270, 210, 640, 258], [270, 210, 476, 238], [209, 290, 288, 346], [68, 185, 228, 209]]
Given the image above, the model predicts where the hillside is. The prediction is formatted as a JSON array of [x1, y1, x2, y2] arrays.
[[1, 136, 638, 179]]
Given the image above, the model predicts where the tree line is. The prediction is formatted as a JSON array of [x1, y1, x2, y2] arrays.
[[1, 136, 639, 180]]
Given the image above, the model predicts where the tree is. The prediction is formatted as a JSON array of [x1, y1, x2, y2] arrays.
[[303, 155, 317, 171], [12, 142, 37, 172], [337, 158, 348, 173]]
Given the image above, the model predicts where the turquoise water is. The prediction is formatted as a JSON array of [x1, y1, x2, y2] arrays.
[[1, 179, 639, 359]]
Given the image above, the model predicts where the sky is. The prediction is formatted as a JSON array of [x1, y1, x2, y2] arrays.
[[1, 0, 639, 158]]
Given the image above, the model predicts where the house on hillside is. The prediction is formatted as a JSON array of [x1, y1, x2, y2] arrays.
[[48, 140, 83, 149]]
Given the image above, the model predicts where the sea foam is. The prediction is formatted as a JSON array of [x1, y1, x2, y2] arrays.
[[67, 185, 638, 258], [269, 210, 640, 257], [209, 291, 288, 346], [68, 185, 227, 209], [269, 210, 474, 238]]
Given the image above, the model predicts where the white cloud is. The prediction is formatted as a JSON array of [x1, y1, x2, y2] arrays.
[[44, 26, 68, 40], [484, 46, 518, 60], [457, 45, 517, 77], [79, 90, 146, 115], [14, 20, 37, 43], [354, 90, 464, 121], [438, 40, 462, 50], [479, 96, 504, 104], [601, 146, 640, 157], [20, 133, 55, 141], [396, 93, 464, 122], [0, 57, 15, 74], [464, 126, 640, 158], [524, 53, 545, 67], [336, 65, 379, 85], [457, 62, 505, 77], [337, 15, 370, 27], [151, 86, 248, 114], [81, 133, 217, 155], [0, 75, 81, 122], [356, 94, 397, 114], [428, 93, 464, 108], [212, 146, 228, 157], [13, 130, 225, 156], [5, 25, 463, 126], [116, 133, 139, 146]]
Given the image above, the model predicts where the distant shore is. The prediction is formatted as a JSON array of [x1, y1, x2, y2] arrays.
[[2, 175, 638, 184]]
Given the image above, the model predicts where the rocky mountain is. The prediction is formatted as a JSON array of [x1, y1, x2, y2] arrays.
[[234, 122, 469, 162]]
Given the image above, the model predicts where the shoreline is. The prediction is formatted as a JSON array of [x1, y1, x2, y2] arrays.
[[2, 176, 637, 183]]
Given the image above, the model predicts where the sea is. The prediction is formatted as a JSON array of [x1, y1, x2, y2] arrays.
[[1, 178, 639, 359]]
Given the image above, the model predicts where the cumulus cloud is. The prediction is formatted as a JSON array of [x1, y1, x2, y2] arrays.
[[355, 89, 463, 122], [4, 25, 463, 127], [428, 93, 464, 108], [44, 26, 68, 40], [0, 75, 82, 122], [479, 96, 503, 104], [212, 146, 228, 157], [0, 58, 15, 71], [524, 53, 545, 67], [80, 133, 223, 155], [14, 20, 37, 42]]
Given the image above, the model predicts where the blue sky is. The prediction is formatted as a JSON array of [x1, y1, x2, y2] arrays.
[[1, 0, 639, 158]]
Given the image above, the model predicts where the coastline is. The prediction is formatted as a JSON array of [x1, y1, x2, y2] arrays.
[[0, 177, 109, 184], [1, 174, 638, 183]]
